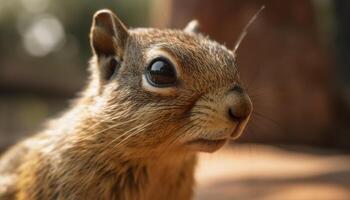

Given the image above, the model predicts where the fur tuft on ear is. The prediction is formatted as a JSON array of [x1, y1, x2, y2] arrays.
[[184, 20, 200, 33], [90, 9, 129, 58]]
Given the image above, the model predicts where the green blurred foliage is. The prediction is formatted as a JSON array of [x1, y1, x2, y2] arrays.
[[0, 0, 151, 149], [0, 0, 150, 60]]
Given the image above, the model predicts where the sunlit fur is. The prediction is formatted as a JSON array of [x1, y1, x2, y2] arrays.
[[0, 10, 251, 200]]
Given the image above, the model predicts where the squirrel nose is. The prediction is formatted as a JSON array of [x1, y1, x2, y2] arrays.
[[227, 86, 252, 122]]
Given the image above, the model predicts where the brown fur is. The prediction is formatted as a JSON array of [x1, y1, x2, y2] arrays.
[[0, 9, 252, 200]]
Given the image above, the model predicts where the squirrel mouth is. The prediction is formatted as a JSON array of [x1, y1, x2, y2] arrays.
[[230, 120, 249, 139], [186, 138, 227, 153], [184, 121, 249, 153]]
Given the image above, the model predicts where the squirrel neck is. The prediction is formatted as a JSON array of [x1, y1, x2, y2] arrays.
[[45, 98, 197, 199]]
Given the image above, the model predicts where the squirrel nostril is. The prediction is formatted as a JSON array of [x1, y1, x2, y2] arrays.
[[228, 108, 244, 121], [228, 100, 252, 122]]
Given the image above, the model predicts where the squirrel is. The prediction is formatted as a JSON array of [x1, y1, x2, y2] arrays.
[[0, 9, 252, 200]]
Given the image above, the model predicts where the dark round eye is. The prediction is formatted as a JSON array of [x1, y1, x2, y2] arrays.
[[145, 58, 177, 87]]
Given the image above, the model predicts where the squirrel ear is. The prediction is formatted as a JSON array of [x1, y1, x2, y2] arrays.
[[90, 9, 129, 58], [184, 20, 200, 33]]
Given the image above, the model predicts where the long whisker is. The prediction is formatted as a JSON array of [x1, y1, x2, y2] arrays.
[[79, 117, 138, 141], [233, 5, 265, 57], [110, 122, 153, 150], [252, 111, 280, 128], [77, 106, 185, 141]]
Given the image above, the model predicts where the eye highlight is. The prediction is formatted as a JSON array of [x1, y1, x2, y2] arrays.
[[145, 57, 177, 87]]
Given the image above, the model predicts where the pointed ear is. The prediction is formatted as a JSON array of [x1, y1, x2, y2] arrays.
[[90, 9, 129, 84], [184, 20, 200, 33], [90, 9, 129, 58]]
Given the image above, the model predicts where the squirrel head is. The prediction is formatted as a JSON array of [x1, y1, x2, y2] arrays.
[[86, 9, 252, 155]]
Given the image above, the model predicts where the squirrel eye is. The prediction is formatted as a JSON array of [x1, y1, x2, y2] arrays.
[[145, 58, 177, 87]]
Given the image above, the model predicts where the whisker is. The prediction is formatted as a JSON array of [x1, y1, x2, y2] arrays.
[[111, 121, 156, 150], [233, 5, 265, 56], [251, 112, 281, 129]]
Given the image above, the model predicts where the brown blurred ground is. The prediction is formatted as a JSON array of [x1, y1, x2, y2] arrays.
[[195, 144, 350, 200]]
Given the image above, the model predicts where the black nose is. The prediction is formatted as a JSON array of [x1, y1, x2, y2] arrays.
[[227, 86, 252, 122]]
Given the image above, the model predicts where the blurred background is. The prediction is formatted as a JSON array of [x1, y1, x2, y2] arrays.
[[0, 0, 349, 199]]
